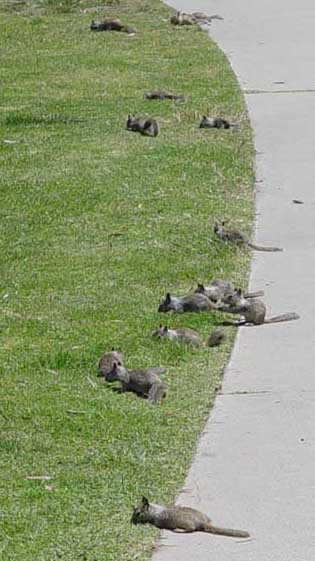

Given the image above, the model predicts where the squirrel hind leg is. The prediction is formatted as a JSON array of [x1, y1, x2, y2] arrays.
[[148, 382, 166, 403]]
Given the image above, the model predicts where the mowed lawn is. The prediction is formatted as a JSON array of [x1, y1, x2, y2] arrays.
[[0, 1, 254, 560]]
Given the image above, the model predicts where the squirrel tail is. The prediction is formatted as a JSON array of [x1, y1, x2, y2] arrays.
[[265, 312, 300, 324], [147, 367, 167, 376], [209, 14, 224, 20], [204, 524, 250, 538], [243, 290, 264, 298], [248, 242, 283, 252], [206, 327, 225, 347]]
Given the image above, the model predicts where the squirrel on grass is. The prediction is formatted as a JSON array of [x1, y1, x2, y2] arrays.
[[152, 325, 225, 348], [126, 115, 159, 137], [90, 19, 136, 35], [194, 279, 264, 304], [100, 359, 167, 403], [158, 292, 217, 313]]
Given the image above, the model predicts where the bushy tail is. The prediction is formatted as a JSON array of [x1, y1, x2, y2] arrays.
[[204, 524, 250, 538], [248, 242, 283, 252], [206, 327, 225, 347], [244, 290, 264, 298], [147, 367, 167, 376], [209, 14, 224, 20], [265, 312, 300, 324]]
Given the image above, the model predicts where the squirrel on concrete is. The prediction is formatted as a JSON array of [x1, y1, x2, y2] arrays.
[[144, 91, 185, 102], [131, 496, 250, 538], [214, 221, 283, 252], [221, 289, 300, 326], [152, 325, 225, 347], [199, 116, 239, 130], [126, 115, 159, 137], [194, 279, 264, 304], [90, 19, 136, 34], [158, 292, 217, 313], [170, 11, 223, 26], [104, 361, 167, 403]]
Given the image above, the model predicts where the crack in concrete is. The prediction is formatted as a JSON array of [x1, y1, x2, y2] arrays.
[[245, 88, 315, 94], [219, 390, 271, 396]]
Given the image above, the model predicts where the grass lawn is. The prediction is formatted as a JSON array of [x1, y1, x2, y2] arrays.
[[0, 1, 254, 559]]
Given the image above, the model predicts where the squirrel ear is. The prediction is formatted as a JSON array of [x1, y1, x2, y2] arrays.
[[198, 283, 204, 289], [222, 221, 225, 226], [166, 292, 171, 303], [141, 496, 149, 508], [163, 326, 168, 332]]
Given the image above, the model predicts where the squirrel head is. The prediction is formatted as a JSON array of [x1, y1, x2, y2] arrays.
[[195, 283, 205, 294], [199, 115, 208, 128], [151, 325, 168, 338], [158, 293, 172, 313], [105, 360, 126, 382], [214, 221, 225, 235], [223, 288, 246, 309], [131, 496, 150, 525]]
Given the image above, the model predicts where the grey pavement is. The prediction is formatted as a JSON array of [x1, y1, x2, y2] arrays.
[[151, 2, 315, 560]]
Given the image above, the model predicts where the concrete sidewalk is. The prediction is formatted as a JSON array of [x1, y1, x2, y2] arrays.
[[151, 2, 315, 560]]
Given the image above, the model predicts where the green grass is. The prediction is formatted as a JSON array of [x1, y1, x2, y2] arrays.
[[0, 1, 254, 560]]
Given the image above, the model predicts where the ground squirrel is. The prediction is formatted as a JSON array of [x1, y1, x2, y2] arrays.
[[170, 11, 223, 26], [144, 91, 185, 102], [90, 19, 136, 35], [214, 222, 283, 252], [152, 325, 225, 347], [158, 292, 217, 313], [131, 497, 249, 538], [199, 116, 239, 130], [104, 362, 167, 403], [221, 290, 300, 326], [126, 115, 159, 137], [195, 280, 264, 304]]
